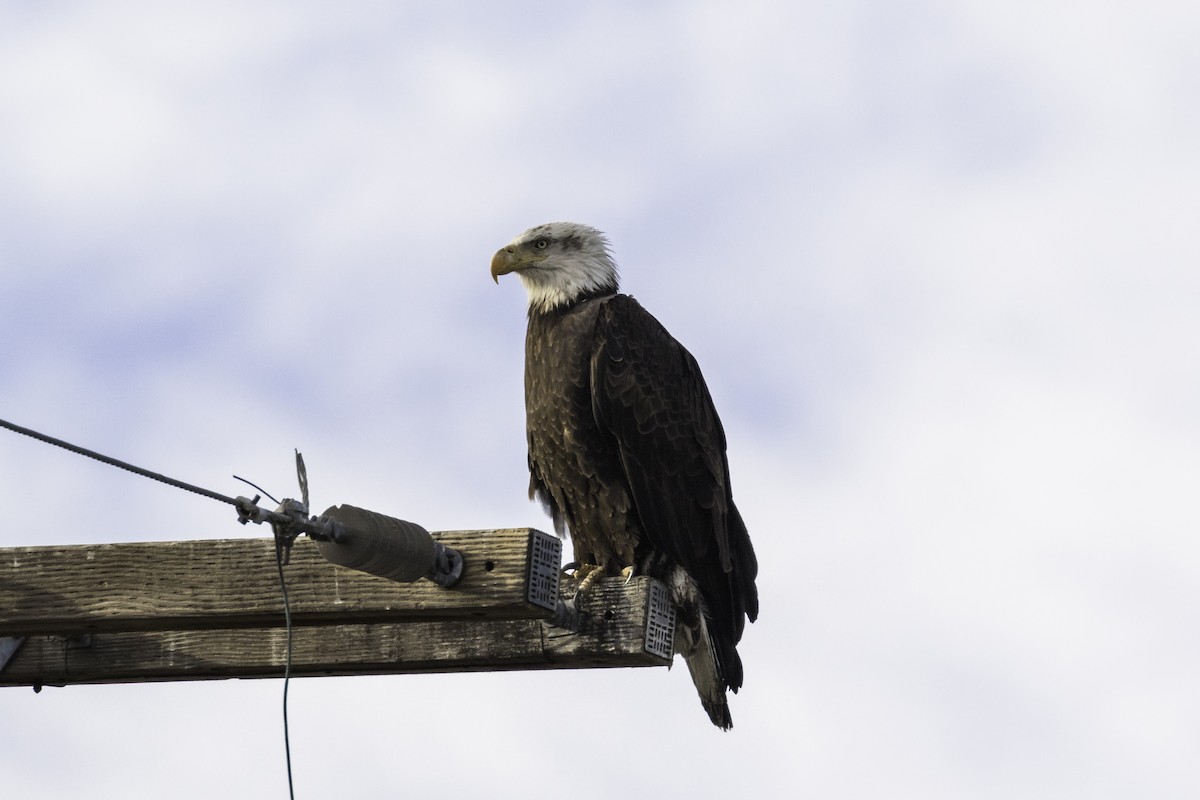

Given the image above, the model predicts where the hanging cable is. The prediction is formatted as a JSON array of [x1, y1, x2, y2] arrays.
[[1, 416, 462, 798], [1, 416, 301, 797], [273, 526, 296, 800]]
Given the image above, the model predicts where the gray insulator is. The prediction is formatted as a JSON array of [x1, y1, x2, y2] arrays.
[[316, 504, 437, 583]]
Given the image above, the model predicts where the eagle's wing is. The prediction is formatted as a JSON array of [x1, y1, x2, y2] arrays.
[[590, 295, 758, 652]]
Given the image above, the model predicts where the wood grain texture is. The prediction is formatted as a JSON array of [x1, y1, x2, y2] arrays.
[[0, 530, 541, 635], [0, 576, 670, 685]]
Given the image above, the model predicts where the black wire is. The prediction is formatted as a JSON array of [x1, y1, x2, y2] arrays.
[[0, 417, 239, 507], [234, 475, 281, 505], [2, 416, 299, 797], [273, 533, 296, 800]]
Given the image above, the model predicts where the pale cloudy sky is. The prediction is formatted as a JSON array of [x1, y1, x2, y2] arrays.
[[2, 2, 1198, 798]]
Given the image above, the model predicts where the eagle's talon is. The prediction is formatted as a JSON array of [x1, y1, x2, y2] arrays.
[[562, 561, 597, 579], [574, 563, 606, 596]]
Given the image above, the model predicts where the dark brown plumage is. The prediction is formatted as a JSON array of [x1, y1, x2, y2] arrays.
[[492, 222, 758, 728]]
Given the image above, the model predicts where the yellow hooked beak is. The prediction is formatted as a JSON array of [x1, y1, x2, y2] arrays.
[[491, 245, 548, 284], [490, 248, 517, 284]]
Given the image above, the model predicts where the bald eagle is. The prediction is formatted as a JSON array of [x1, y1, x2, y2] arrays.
[[491, 222, 759, 729]]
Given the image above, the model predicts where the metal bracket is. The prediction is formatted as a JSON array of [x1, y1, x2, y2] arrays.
[[526, 530, 582, 631], [643, 581, 676, 660], [0, 636, 25, 672], [525, 529, 562, 611], [234, 453, 464, 587]]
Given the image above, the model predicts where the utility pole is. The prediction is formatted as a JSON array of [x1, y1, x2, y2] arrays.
[[0, 529, 677, 686]]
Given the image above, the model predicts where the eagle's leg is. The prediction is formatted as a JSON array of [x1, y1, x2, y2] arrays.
[[571, 564, 637, 597], [562, 561, 598, 578], [573, 563, 606, 596]]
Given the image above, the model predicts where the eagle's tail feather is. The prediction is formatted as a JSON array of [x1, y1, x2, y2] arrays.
[[682, 614, 734, 731], [667, 565, 737, 730], [686, 633, 729, 734]]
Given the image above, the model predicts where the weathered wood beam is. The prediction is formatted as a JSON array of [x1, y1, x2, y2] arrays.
[[0, 530, 550, 635], [0, 576, 672, 686], [0, 531, 678, 686]]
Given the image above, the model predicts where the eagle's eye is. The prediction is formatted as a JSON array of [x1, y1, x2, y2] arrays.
[[534, 239, 549, 250]]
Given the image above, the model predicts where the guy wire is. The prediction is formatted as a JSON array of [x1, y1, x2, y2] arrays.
[[2, 415, 300, 798], [0, 417, 239, 507]]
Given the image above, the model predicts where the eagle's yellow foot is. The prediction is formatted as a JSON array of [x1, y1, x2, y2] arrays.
[[571, 566, 638, 597], [562, 562, 601, 591], [574, 563, 606, 596], [565, 563, 636, 599]]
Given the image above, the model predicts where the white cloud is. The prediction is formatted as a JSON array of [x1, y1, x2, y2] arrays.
[[2, 2, 1199, 798]]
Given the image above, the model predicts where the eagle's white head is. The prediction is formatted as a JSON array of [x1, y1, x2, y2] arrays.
[[490, 222, 619, 314]]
